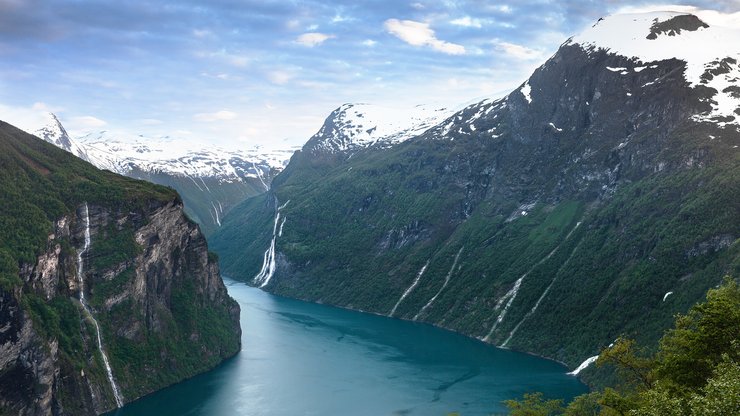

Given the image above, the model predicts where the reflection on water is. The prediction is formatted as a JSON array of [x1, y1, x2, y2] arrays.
[[108, 278, 586, 416]]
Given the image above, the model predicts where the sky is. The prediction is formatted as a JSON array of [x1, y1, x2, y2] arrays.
[[1, 0, 739, 150]]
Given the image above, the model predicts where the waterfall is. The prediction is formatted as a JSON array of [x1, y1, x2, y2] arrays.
[[483, 220, 582, 344], [211, 201, 222, 227], [501, 236, 584, 347], [413, 247, 464, 321], [568, 355, 599, 375], [253, 162, 269, 191], [253, 198, 290, 288], [389, 260, 430, 317], [482, 276, 523, 342], [77, 203, 124, 408]]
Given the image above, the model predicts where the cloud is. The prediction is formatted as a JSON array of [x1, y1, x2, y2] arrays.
[[267, 70, 293, 85], [492, 40, 544, 60], [192, 29, 213, 38], [331, 14, 353, 24], [362, 39, 377, 47], [138, 118, 163, 125], [195, 50, 249, 68], [70, 115, 106, 128], [0, 102, 57, 132], [451, 16, 484, 28], [295, 32, 335, 47], [488, 5, 513, 14], [384, 19, 465, 55], [194, 110, 237, 122]]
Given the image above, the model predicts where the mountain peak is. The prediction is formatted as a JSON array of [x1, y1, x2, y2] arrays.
[[568, 10, 740, 127], [304, 102, 454, 155], [34, 112, 72, 150], [645, 14, 709, 39]]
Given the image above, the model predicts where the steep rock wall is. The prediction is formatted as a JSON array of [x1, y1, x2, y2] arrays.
[[0, 199, 240, 415]]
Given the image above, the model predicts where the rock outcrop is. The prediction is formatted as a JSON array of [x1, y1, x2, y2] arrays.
[[0, 121, 241, 415]]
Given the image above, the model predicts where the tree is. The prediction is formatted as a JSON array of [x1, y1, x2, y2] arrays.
[[504, 392, 564, 416], [654, 277, 740, 393], [501, 277, 740, 416]]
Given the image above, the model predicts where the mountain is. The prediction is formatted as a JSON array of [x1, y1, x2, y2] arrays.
[[211, 10, 740, 385], [29, 115, 297, 236], [0, 120, 240, 415], [32, 112, 90, 161], [302, 102, 454, 155]]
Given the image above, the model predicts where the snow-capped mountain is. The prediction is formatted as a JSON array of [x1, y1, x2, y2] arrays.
[[303, 103, 455, 155], [213, 10, 740, 381], [76, 131, 295, 187], [32, 112, 90, 160], [567, 11, 740, 127], [27, 114, 298, 236]]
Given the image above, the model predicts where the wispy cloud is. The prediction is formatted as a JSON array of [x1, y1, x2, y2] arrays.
[[194, 110, 237, 122], [1, 0, 736, 150], [295, 32, 335, 47], [267, 70, 293, 85], [384, 19, 465, 55], [71, 115, 107, 128], [451, 16, 484, 28], [492, 40, 545, 60], [138, 118, 163, 125]]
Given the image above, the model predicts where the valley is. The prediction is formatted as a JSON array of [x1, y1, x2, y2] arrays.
[[1, 4, 738, 415]]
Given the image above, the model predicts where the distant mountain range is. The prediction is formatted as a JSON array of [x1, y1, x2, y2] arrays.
[[24, 102, 458, 235], [26, 113, 298, 236], [211, 10, 740, 385]]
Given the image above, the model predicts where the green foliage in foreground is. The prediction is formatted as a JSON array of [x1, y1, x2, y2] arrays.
[[503, 277, 740, 416]]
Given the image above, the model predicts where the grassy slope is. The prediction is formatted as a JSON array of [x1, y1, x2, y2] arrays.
[[213, 122, 739, 386]]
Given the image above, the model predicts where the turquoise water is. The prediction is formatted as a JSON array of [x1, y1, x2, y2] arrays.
[[108, 278, 586, 415]]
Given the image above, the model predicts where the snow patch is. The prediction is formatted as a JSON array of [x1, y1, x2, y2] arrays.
[[570, 11, 740, 126], [549, 122, 563, 132], [310, 103, 454, 153], [521, 82, 533, 104]]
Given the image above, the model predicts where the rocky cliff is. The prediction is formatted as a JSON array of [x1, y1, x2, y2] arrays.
[[0, 121, 240, 415]]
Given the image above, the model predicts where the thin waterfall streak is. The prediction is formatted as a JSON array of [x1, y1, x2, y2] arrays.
[[211, 201, 221, 226], [389, 260, 430, 317], [278, 217, 287, 237], [77, 204, 124, 408], [199, 177, 211, 193], [483, 219, 582, 344], [253, 162, 269, 191], [483, 276, 523, 342], [414, 247, 464, 320], [502, 238, 584, 347]]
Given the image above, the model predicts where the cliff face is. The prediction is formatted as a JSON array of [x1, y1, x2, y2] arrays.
[[1, 199, 240, 415], [0, 121, 240, 415]]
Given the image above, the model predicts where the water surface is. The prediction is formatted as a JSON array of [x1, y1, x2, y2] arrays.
[[109, 278, 586, 415]]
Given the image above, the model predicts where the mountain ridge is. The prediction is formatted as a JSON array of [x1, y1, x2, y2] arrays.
[[0, 120, 241, 414], [211, 10, 740, 385]]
